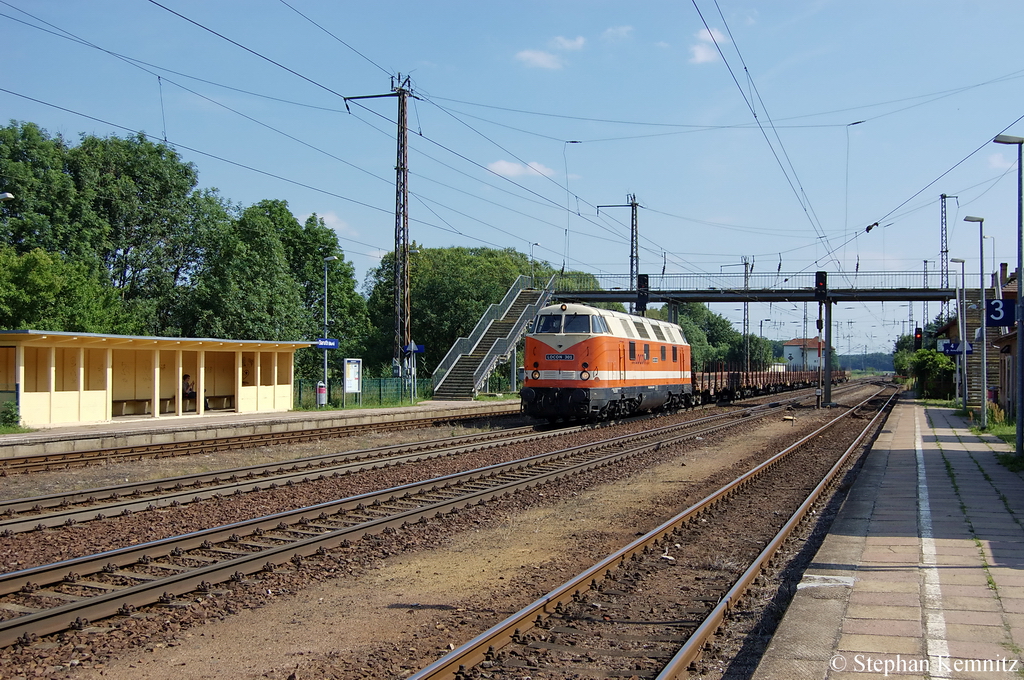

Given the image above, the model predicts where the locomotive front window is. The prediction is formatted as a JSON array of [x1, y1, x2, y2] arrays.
[[535, 314, 562, 333], [592, 316, 610, 334], [563, 314, 591, 334]]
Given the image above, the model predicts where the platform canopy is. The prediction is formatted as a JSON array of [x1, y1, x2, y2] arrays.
[[0, 330, 315, 428]]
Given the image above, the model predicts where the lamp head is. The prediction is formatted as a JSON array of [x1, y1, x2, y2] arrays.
[[324, 255, 338, 262], [0, 192, 13, 202], [964, 216, 984, 223], [994, 134, 1024, 145]]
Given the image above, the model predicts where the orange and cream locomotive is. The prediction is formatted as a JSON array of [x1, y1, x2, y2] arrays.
[[519, 302, 692, 421]]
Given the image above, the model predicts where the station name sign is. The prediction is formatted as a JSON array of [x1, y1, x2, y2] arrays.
[[317, 338, 340, 349]]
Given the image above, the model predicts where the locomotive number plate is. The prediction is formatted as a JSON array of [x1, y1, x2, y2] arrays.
[[545, 354, 575, 361]]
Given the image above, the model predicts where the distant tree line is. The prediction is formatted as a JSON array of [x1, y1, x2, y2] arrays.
[[1, 120, 831, 382]]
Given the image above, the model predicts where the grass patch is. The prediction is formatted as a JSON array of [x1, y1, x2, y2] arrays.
[[0, 425, 33, 435], [997, 452, 1024, 473]]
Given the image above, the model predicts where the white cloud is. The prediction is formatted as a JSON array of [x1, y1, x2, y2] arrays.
[[552, 35, 585, 51], [321, 211, 359, 237], [655, 41, 671, 49], [699, 27, 728, 43], [515, 49, 563, 69], [689, 27, 728, 64], [603, 25, 633, 41], [989, 152, 1015, 171], [689, 43, 719, 63], [488, 160, 556, 178]]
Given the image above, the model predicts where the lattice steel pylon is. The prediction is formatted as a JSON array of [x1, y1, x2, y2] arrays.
[[394, 77, 411, 364], [345, 75, 415, 367]]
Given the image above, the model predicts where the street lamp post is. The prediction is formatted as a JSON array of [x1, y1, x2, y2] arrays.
[[965, 217, 987, 428], [993, 134, 1024, 455], [323, 255, 338, 406], [952, 258, 968, 411], [529, 242, 539, 286]]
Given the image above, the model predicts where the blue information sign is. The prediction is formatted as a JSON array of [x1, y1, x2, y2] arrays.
[[986, 299, 1016, 327], [941, 341, 972, 356], [317, 338, 340, 349], [403, 344, 425, 354]]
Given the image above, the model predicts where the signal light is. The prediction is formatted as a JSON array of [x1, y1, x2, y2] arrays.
[[636, 273, 650, 314], [914, 327, 923, 350], [814, 271, 827, 301]]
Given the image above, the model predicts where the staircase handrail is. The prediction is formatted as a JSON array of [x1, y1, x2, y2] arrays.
[[471, 276, 555, 394], [432, 275, 534, 388]]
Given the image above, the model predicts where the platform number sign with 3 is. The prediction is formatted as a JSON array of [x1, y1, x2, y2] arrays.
[[986, 299, 1016, 327]]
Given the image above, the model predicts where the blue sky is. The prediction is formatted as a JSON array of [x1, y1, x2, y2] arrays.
[[3, 1, 1023, 354]]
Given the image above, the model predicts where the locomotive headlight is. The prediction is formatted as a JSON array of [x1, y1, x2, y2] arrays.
[[531, 370, 541, 380], [580, 371, 591, 381]]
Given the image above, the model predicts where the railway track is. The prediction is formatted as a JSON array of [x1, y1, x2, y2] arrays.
[[0, 379, 869, 477], [0, 397, 811, 648], [0, 405, 523, 475], [408, 388, 897, 680], [0, 386, 858, 535]]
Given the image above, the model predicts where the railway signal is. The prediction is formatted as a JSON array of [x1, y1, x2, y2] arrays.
[[914, 327, 923, 350], [637, 273, 649, 314], [814, 271, 827, 301]]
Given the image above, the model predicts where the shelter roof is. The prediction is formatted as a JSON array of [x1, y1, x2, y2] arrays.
[[0, 329, 314, 350]]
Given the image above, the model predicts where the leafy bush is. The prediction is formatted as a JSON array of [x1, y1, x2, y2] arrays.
[[0, 401, 18, 428], [909, 349, 955, 399]]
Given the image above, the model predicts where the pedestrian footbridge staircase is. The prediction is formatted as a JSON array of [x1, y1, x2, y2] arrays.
[[432, 276, 552, 400]]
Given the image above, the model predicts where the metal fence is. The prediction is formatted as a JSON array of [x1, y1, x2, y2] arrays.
[[294, 378, 434, 410]]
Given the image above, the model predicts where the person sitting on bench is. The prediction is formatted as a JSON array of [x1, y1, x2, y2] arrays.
[[182, 375, 198, 410], [183, 375, 211, 410]]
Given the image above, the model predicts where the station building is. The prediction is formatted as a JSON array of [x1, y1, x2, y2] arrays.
[[0, 330, 313, 428]]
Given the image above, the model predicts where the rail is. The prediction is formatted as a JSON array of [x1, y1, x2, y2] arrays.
[[0, 405, 521, 474]]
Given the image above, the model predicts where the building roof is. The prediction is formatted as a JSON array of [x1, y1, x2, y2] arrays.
[[783, 337, 823, 348], [0, 329, 314, 350]]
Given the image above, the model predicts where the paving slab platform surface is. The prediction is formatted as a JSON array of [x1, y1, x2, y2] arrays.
[[0, 399, 521, 459], [753, 400, 1024, 680]]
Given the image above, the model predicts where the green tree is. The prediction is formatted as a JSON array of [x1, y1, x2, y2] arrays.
[[180, 204, 306, 340], [0, 121, 93, 261], [260, 203, 368, 379], [68, 132, 199, 327], [0, 245, 122, 331]]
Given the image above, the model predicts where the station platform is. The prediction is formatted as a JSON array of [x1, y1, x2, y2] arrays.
[[753, 400, 1024, 679], [0, 399, 521, 459]]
